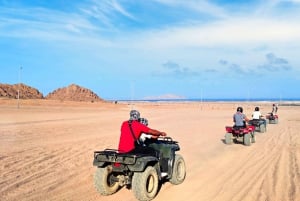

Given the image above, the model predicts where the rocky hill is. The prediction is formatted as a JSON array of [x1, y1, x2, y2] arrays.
[[0, 83, 43, 99], [45, 84, 103, 102]]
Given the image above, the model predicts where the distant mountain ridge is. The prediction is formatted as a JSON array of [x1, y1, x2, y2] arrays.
[[0, 83, 103, 102], [0, 83, 43, 99], [46, 84, 102, 102]]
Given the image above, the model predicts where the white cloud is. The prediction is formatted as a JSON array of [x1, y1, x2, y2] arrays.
[[110, 0, 136, 20], [126, 17, 300, 50], [1, 0, 300, 51]]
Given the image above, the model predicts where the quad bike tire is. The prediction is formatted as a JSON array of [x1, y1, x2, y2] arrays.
[[169, 154, 186, 185], [132, 166, 159, 201], [225, 133, 233, 144], [243, 134, 251, 146], [259, 124, 266, 133], [269, 118, 278, 124], [94, 165, 120, 195], [251, 132, 256, 143]]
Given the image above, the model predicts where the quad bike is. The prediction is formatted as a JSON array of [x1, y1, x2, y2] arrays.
[[248, 119, 267, 133], [225, 125, 256, 146], [265, 113, 279, 124], [93, 137, 186, 201]]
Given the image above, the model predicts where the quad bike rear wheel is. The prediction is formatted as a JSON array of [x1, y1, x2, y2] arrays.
[[244, 134, 251, 146], [225, 133, 233, 144], [94, 165, 120, 195], [132, 166, 159, 201], [169, 154, 186, 185], [259, 124, 266, 133], [251, 132, 256, 143]]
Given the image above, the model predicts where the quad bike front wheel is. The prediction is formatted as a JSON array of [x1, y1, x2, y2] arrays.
[[132, 166, 159, 201], [94, 165, 120, 195], [170, 154, 186, 185]]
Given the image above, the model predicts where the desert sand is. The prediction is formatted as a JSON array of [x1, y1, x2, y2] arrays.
[[0, 99, 299, 201]]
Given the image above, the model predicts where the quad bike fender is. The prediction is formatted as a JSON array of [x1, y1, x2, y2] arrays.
[[247, 125, 255, 132], [225, 126, 233, 133], [93, 150, 138, 167], [127, 156, 159, 172], [225, 125, 254, 135], [93, 151, 159, 172], [93, 160, 106, 167]]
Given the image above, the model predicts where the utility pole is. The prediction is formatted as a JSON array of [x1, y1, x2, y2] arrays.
[[130, 81, 135, 110], [17, 66, 22, 109]]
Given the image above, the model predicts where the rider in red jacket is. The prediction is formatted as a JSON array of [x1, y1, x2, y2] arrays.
[[118, 110, 166, 153]]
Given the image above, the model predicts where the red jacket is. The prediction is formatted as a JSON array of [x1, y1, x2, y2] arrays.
[[118, 120, 150, 153]]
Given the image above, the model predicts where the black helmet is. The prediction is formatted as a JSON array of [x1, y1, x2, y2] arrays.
[[255, 106, 259, 111], [129, 110, 140, 120], [138, 117, 148, 126], [237, 107, 243, 113]]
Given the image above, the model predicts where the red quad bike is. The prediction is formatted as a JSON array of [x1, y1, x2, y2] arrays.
[[93, 137, 186, 201], [265, 113, 279, 124], [248, 119, 267, 133], [225, 125, 256, 146]]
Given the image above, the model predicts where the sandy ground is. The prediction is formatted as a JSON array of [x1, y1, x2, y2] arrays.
[[0, 99, 300, 201]]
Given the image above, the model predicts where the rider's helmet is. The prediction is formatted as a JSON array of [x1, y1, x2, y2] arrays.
[[138, 118, 148, 126], [237, 106, 243, 113], [129, 110, 140, 120], [255, 106, 259, 111]]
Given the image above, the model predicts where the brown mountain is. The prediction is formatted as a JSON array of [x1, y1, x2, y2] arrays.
[[0, 83, 43, 99], [45, 84, 103, 102]]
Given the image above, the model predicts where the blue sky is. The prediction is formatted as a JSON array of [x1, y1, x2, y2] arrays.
[[1, 0, 300, 100]]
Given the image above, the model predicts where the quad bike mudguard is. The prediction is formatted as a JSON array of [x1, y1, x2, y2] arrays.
[[93, 150, 159, 172]]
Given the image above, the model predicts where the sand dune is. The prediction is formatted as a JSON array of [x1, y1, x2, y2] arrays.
[[0, 100, 299, 201]]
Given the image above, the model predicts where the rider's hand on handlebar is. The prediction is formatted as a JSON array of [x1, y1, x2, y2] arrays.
[[160, 132, 167, 137]]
